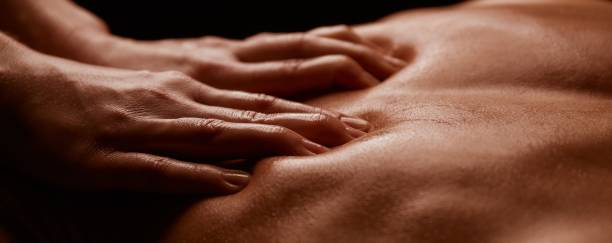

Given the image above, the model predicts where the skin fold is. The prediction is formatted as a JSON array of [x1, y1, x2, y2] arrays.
[[2, 0, 612, 242], [156, 1, 612, 242]]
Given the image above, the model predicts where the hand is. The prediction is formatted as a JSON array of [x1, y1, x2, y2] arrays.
[[62, 26, 407, 97], [0, 0, 406, 96], [1, 40, 370, 194]]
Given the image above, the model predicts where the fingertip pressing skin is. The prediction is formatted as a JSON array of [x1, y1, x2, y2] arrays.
[[346, 126, 367, 138], [83, 152, 250, 194], [0, 10, 387, 194], [340, 117, 371, 132], [302, 139, 330, 154], [234, 34, 402, 80], [215, 55, 380, 96], [192, 88, 372, 133], [221, 169, 251, 189]]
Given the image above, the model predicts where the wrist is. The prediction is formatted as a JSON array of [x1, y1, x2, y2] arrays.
[[0, 34, 50, 110], [0, 0, 111, 60]]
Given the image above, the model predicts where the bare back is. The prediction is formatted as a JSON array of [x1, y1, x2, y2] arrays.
[[3, 1, 612, 242]]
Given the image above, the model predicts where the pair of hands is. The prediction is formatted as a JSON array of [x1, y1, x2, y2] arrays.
[[1, 18, 404, 194]]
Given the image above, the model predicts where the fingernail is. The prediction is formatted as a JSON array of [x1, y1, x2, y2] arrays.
[[341, 117, 371, 131], [346, 126, 367, 138], [302, 139, 329, 154], [222, 170, 250, 188], [321, 109, 342, 118], [386, 56, 407, 68]]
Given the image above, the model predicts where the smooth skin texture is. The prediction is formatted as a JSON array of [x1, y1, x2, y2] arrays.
[[3, 0, 612, 242]]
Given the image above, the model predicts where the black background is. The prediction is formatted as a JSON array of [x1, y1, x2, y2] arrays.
[[74, 1, 461, 39]]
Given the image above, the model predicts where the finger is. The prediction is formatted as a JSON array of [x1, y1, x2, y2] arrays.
[[248, 28, 392, 56], [116, 118, 328, 161], [170, 103, 359, 146], [193, 89, 372, 132], [85, 152, 250, 194], [196, 89, 341, 116], [308, 25, 387, 53], [235, 34, 406, 80], [213, 55, 379, 97]]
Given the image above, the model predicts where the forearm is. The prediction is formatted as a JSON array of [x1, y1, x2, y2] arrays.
[[0, 0, 110, 62]]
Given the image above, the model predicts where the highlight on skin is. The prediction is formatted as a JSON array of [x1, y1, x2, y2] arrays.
[[3, 0, 612, 242]]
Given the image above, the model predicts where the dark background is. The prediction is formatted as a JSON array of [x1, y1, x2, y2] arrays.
[[74, 1, 462, 39]]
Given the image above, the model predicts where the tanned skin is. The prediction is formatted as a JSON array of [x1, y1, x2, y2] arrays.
[[0, 1, 411, 195], [2, 0, 612, 242]]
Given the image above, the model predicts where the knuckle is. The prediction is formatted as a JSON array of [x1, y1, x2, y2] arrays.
[[142, 83, 192, 103], [311, 113, 333, 124], [309, 113, 343, 131], [144, 87, 175, 102], [147, 157, 172, 175], [238, 110, 267, 122], [281, 59, 305, 76], [194, 118, 225, 131], [266, 125, 290, 137], [251, 93, 278, 111], [157, 71, 198, 88], [265, 125, 301, 143], [310, 106, 334, 118], [183, 118, 226, 141]]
